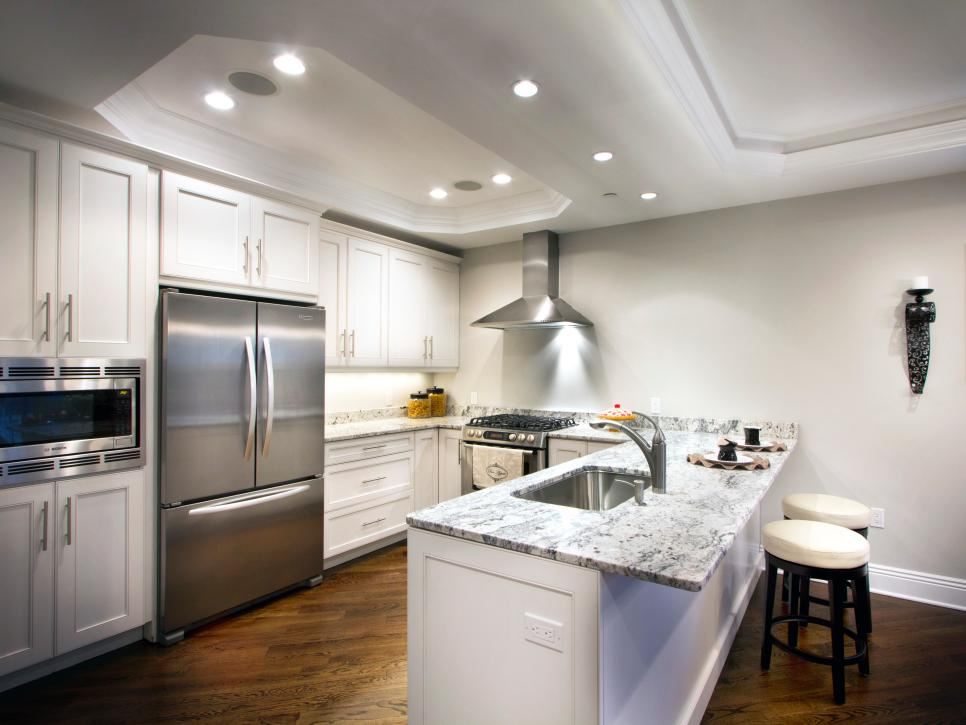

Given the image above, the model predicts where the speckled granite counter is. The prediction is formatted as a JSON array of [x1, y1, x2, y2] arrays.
[[407, 431, 796, 591], [324, 416, 468, 442]]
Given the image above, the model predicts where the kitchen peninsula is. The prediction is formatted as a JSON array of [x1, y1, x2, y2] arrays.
[[406, 427, 796, 725]]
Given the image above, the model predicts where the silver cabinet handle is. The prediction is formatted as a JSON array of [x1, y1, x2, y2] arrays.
[[244, 337, 256, 460], [429, 335, 434, 360], [362, 444, 387, 451], [262, 337, 276, 456], [189, 484, 310, 516], [65, 294, 74, 342], [350, 329, 356, 357], [65, 497, 72, 546], [423, 336, 428, 359], [339, 330, 345, 358], [41, 501, 49, 551], [361, 476, 387, 486], [42, 292, 51, 342], [256, 239, 263, 277], [243, 236, 249, 274], [361, 517, 386, 527]]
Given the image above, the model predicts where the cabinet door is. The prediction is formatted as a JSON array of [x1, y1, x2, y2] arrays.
[[387, 248, 430, 367], [0, 484, 55, 677], [161, 171, 251, 286], [59, 144, 147, 357], [437, 429, 463, 502], [413, 429, 438, 510], [548, 439, 588, 467], [0, 124, 58, 357], [426, 259, 460, 368], [345, 237, 389, 367], [56, 469, 144, 655], [253, 197, 319, 296], [319, 230, 348, 367]]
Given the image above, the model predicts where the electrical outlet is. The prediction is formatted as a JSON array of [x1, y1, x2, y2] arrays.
[[524, 613, 564, 652], [470, 391, 478, 404], [870, 508, 885, 528], [650, 397, 662, 415]]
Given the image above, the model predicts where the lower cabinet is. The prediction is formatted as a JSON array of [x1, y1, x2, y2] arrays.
[[0, 469, 145, 678], [324, 430, 440, 564], [548, 439, 619, 467], [437, 429, 463, 502]]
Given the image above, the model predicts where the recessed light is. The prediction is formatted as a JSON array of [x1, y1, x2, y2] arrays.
[[640, 192, 659, 200], [204, 91, 235, 110], [429, 188, 448, 200], [492, 173, 512, 185], [593, 151, 614, 162], [273, 53, 306, 76], [512, 79, 539, 98], [454, 180, 483, 191]]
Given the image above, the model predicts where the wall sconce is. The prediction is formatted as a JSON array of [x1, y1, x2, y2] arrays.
[[905, 276, 936, 395]]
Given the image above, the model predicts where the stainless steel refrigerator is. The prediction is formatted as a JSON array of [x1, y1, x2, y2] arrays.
[[158, 290, 324, 644]]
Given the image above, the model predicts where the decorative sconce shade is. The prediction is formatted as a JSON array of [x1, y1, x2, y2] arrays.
[[904, 281, 936, 395]]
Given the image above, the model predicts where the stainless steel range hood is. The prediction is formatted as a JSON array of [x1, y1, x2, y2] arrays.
[[472, 230, 592, 329]]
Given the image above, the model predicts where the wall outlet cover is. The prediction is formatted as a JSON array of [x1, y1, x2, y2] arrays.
[[870, 507, 885, 528], [470, 391, 478, 404], [523, 612, 564, 653], [650, 397, 662, 414]]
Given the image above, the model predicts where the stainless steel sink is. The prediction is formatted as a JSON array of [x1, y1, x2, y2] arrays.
[[513, 469, 650, 511]]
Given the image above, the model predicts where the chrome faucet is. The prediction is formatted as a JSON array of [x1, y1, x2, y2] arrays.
[[590, 412, 668, 497]]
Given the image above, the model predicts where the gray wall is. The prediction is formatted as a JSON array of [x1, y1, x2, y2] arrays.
[[437, 172, 966, 580]]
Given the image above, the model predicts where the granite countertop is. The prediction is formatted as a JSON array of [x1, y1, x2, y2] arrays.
[[406, 431, 796, 591], [324, 416, 468, 442]]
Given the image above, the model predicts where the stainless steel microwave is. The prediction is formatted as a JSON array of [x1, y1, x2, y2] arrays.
[[0, 358, 145, 486]]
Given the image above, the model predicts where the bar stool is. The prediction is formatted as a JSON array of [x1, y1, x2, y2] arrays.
[[761, 519, 871, 704], [781, 493, 872, 634]]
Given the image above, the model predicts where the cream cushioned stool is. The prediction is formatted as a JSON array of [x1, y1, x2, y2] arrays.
[[761, 519, 871, 705], [782, 493, 872, 530], [780, 493, 873, 634]]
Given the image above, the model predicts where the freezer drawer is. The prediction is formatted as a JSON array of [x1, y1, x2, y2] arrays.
[[160, 478, 323, 634]]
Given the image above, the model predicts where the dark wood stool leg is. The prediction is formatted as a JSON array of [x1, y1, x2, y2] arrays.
[[761, 561, 778, 670], [800, 575, 810, 628], [789, 574, 801, 648], [855, 574, 871, 676], [781, 570, 789, 602], [829, 578, 847, 704]]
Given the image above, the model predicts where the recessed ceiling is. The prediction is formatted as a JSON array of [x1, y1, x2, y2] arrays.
[[0, 0, 965, 249]]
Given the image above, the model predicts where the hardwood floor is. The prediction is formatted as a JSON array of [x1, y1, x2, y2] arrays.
[[1, 543, 963, 724]]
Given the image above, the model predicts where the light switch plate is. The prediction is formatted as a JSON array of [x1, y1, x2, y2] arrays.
[[870, 508, 885, 528], [470, 391, 479, 404], [650, 397, 662, 415], [524, 612, 564, 652]]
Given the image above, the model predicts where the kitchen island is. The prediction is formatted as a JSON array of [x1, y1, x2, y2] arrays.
[[406, 430, 796, 725]]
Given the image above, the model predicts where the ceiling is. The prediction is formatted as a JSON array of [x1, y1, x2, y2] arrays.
[[1, 0, 965, 249]]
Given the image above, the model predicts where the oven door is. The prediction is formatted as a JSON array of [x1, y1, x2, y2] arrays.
[[0, 377, 138, 463], [461, 443, 546, 495]]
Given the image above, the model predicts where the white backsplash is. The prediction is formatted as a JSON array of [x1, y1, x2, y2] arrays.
[[325, 371, 435, 414]]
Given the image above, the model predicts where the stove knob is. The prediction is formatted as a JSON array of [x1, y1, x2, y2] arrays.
[[473, 429, 482, 437], [527, 434, 535, 443], [508, 433, 518, 441]]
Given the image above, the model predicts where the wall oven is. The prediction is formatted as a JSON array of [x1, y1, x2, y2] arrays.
[[0, 358, 144, 486]]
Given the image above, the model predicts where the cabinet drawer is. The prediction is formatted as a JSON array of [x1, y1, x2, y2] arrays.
[[325, 432, 414, 466], [325, 452, 413, 512], [324, 492, 412, 558]]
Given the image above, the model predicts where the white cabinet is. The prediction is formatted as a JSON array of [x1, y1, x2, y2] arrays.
[[55, 470, 144, 654], [161, 172, 251, 287], [437, 429, 463, 502], [318, 230, 347, 366], [388, 249, 459, 368], [161, 171, 319, 298], [59, 144, 147, 357], [414, 429, 439, 511], [548, 438, 619, 467], [0, 124, 58, 357], [345, 237, 389, 366], [0, 470, 145, 676], [0, 484, 54, 677]]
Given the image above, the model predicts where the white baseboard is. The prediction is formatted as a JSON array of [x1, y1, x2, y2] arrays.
[[869, 564, 966, 611]]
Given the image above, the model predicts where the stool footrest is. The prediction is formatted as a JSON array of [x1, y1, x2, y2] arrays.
[[768, 614, 868, 667]]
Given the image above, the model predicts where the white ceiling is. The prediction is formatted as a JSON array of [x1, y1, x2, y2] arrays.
[[2, 0, 965, 248]]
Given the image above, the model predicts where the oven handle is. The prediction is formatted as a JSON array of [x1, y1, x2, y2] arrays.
[[244, 337, 256, 461], [461, 443, 544, 493], [262, 337, 276, 457]]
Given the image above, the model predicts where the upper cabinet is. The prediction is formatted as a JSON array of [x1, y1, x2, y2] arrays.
[[0, 125, 60, 357], [318, 230, 347, 367], [0, 127, 147, 358], [160, 171, 319, 299], [345, 237, 390, 367]]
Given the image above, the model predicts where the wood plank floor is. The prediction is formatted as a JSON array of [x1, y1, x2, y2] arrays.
[[1, 543, 963, 724]]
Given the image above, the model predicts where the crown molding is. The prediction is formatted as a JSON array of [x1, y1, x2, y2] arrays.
[[619, 0, 966, 177], [96, 83, 570, 235]]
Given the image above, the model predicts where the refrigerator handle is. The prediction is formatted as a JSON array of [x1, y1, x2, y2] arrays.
[[244, 336, 256, 460], [262, 337, 276, 457], [188, 484, 311, 516]]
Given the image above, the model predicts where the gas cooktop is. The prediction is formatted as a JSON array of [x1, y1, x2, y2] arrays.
[[466, 414, 577, 432]]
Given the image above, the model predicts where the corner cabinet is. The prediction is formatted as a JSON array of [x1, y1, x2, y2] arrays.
[[161, 171, 319, 299], [0, 469, 145, 677], [0, 129, 147, 358]]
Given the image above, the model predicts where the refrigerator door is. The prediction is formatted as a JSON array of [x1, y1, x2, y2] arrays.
[[256, 302, 325, 487], [161, 292, 257, 505], [160, 478, 323, 634]]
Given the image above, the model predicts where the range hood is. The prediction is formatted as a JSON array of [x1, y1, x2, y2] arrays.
[[472, 230, 592, 329]]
